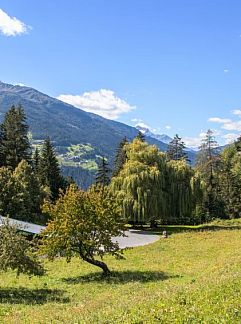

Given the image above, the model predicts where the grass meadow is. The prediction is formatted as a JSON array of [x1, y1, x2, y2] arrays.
[[0, 219, 241, 323]]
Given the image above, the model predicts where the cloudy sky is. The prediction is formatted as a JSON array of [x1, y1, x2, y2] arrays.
[[1, 1, 241, 147]]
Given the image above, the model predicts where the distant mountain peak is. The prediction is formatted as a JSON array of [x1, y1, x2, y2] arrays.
[[136, 125, 172, 144]]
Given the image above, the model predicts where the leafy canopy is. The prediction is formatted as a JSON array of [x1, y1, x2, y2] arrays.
[[0, 220, 44, 276], [40, 184, 125, 275]]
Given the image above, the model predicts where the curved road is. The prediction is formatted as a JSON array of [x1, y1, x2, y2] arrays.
[[112, 230, 159, 249], [0, 216, 159, 249]]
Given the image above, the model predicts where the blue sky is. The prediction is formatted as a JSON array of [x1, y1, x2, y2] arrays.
[[1, 1, 241, 147]]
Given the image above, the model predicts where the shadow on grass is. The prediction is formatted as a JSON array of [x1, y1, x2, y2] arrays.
[[62, 270, 182, 285], [0, 287, 69, 304]]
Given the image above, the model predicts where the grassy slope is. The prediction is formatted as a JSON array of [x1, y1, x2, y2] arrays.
[[1, 221, 241, 323]]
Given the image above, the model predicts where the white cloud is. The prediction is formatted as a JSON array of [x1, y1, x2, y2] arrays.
[[0, 9, 30, 36], [165, 125, 171, 130], [208, 112, 241, 132], [222, 133, 238, 144], [183, 137, 202, 148], [58, 89, 136, 120], [208, 117, 231, 123], [224, 69, 229, 73], [222, 120, 241, 131], [183, 132, 207, 148], [232, 109, 241, 117]]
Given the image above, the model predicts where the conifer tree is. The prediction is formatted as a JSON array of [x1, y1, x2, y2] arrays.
[[0, 128, 4, 167], [112, 137, 128, 177], [135, 131, 145, 142], [39, 137, 64, 201], [167, 134, 188, 162], [195, 129, 222, 219], [1, 105, 31, 169], [234, 135, 241, 152], [33, 147, 40, 173], [95, 157, 111, 186]]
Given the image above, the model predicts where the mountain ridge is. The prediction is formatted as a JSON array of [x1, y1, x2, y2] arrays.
[[0, 81, 170, 187]]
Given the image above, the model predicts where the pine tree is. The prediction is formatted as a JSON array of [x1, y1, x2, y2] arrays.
[[195, 129, 222, 219], [0, 129, 4, 167], [234, 135, 241, 152], [167, 134, 189, 162], [95, 157, 111, 186], [135, 131, 145, 142], [33, 147, 40, 173], [1, 105, 31, 169], [39, 137, 64, 201], [112, 137, 128, 177]]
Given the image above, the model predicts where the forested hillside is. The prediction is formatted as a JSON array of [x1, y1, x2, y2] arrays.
[[0, 81, 171, 187]]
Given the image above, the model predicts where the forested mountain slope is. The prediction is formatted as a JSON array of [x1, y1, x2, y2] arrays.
[[0, 82, 171, 187]]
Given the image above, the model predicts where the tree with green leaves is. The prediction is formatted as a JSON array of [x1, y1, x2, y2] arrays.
[[40, 184, 125, 276], [0, 105, 31, 169], [167, 134, 188, 162], [0, 220, 44, 276], [166, 160, 202, 224], [218, 144, 241, 219], [95, 157, 111, 186], [0, 161, 46, 223], [112, 137, 128, 177], [13, 160, 46, 223], [0, 166, 27, 220], [38, 137, 65, 201], [111, 138, 203, 225], [111, 139, 168, 225]]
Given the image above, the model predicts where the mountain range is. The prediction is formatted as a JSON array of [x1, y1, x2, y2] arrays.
[[136, 125, 172, 144], [0, 81, 196, 188]]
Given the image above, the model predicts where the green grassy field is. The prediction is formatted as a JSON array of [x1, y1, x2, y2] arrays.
[[1, 220, 241, 323]]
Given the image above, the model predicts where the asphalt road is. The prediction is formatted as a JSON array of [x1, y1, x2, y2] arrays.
[[112, 230, 159, 249]]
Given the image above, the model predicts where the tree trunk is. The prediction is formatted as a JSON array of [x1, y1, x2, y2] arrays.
[[82, 255, 111, 276]]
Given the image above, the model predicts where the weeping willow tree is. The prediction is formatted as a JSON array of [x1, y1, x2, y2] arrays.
[[111, 138, 204, 225], [190, 171, 205, 224], [111, 139, 168, 225], [166, 160, 201, 224]]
